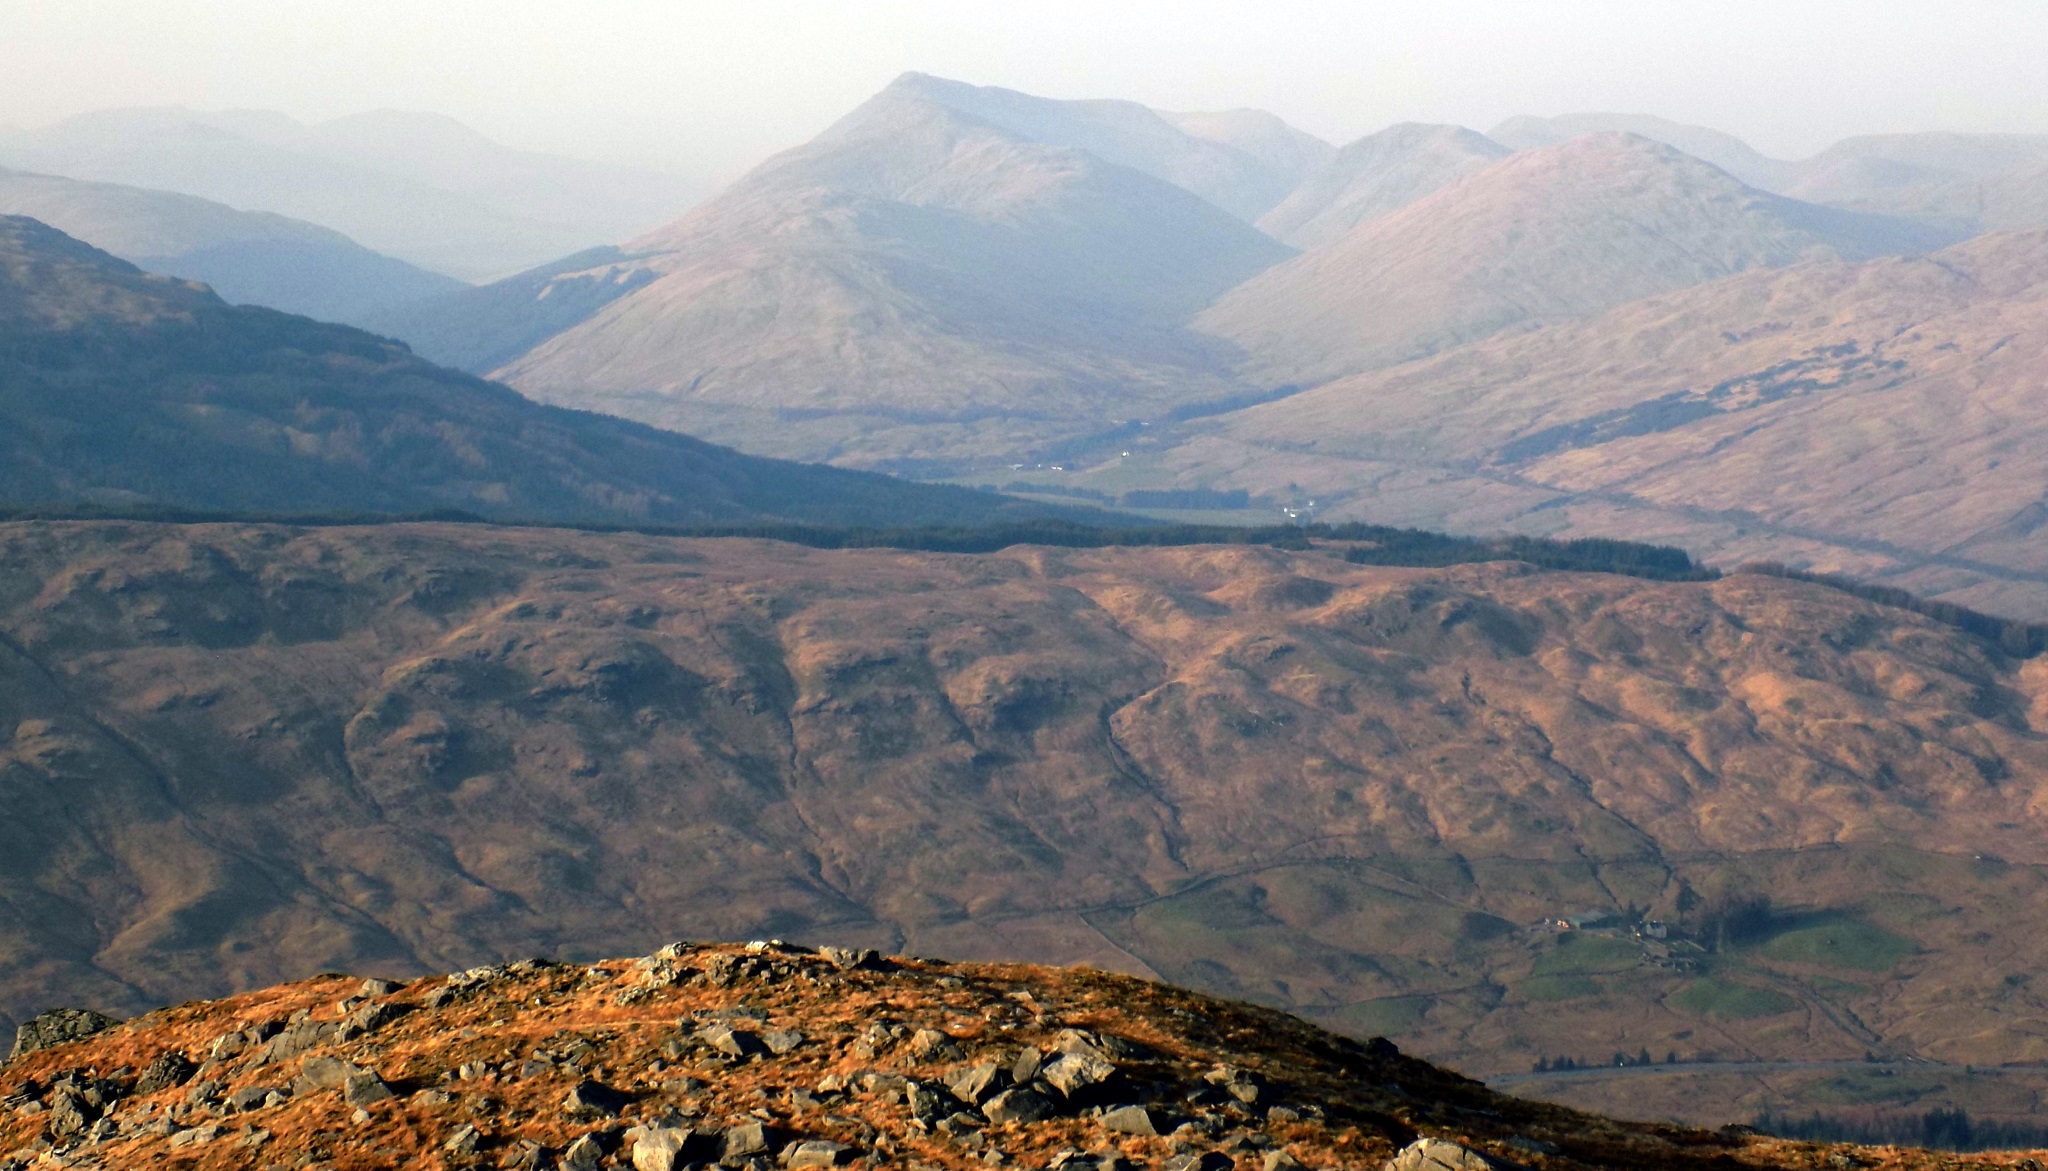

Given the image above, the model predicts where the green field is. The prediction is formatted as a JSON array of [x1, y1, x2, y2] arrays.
[[1670, 977, 1799, 1020], [1521, 974, 1602, 1001], [1761, 918, 1913, 972], [1532, 934, 1642, 976]]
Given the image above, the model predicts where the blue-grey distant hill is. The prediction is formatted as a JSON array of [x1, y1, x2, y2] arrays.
[[0, 166, 461, 327]]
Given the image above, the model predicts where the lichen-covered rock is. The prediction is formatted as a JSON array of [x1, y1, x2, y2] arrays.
[[7, 1009, 118, 1060]]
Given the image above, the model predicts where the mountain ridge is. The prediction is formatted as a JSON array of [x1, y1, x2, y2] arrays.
[[1124, 226, 2048, 618], [0, 214, 1084, 528], [0, 165, 462, 325], [0, 107, 695, 279], [1196, 132, 1961, 389], [426, 77, 1292, 468]]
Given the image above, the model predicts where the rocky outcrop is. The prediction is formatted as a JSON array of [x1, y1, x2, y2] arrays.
[[0, 943, 1923, 1171], [7, 1010, 118, 1062]]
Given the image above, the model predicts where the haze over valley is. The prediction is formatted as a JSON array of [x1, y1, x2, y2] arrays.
[[6, 6, 2048, 1163]]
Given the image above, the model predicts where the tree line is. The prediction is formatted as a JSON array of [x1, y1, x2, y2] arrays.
[[1753, 1107, 2048, 1153]]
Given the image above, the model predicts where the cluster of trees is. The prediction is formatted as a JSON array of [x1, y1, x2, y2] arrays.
[[1753, 1107, 2048, 1152], [1741, 562, 2048, 659], [0, 509, 1720, 583], [1341, 528, 1714, 581], [1532, 1049, 1684, 1072], [1690, 892, 1778, 953]]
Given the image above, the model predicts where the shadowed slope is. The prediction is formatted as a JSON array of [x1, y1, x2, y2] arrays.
[[0, 107, 693, 279], [0, 166, 461, 325], [0, 215, 1084, 527]]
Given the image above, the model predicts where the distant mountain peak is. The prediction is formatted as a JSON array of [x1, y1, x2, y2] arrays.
[[1256, 121, 1509, 247], [1202, 129, 1954, 388], [0, 215, 1092, 528]]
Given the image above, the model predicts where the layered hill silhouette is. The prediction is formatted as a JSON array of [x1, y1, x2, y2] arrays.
[[1255, 123, 1510, 249], [1490, 115, 2048, 239], [1158, 106, 1335, 200], [0, 108, 694, 279], [1196, 133, 1957, 388], [379, 81, 2012, 476], [0, 215, 1077, 527], [4, 520, 2048, 1130], [404, 74, 1294, 468], [1488, 113, 1799, 190], [1164, 227, 2048, 618], [0, 166, 461, 326], [0, 943, 1955, 1171]]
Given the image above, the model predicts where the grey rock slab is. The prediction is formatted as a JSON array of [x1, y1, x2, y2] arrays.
[[296, 1055, 367, 1090], [979, 1087, 1058, 1125], [1039, 1050, 1117, 1098], [818, 947, 883, 971], [905, 1082, 949, 1124], [632, 1126, 690, 1171], [724, 1120, 773, 1158], [227, 1084, 287, 1112], [761, 1029, 805, 1055], [8, 1008, 119, 1060], [784, 1139, 851, 1168], [1099, 1105, 1159, 1136], [167, 1123, 225, 1148], [699, 1023, 761, 1057], [563, 1079, 630, 1118], [1163, 1155, 1233, 1171], [563, 1133, 607, 1171], [947, 1061, 1008, 1104], [909, 1028, 962, 1060], [342, 1072, 395, 1108], [134, 1051, 198, 1095], [445, 1122, 483, 1154], [1264, 1152, 1307, 1171], [1384, 1138, 1499, 1171]]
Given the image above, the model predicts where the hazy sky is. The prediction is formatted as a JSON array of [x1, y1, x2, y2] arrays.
[[8, 0, 2048, 185]]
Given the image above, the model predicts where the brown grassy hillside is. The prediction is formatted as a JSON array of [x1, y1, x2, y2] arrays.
[[1129, 227, 2048, 620], [3, 520, 2048, 1130]]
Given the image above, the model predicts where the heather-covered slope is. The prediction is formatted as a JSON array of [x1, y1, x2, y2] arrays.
[[456, 76, 1290, 468], [0, 216, 1076, 527], [1196, 134, 1958, 389], [4, 520, 2048, 1127], [0, 166, 461, 325], [0, 944, 1927, 1171]]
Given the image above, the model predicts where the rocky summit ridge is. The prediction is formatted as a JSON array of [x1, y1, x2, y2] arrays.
[[0, 942, 1995, 1171]]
